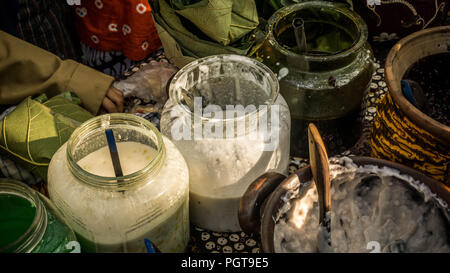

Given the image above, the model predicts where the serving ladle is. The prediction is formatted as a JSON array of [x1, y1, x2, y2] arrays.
[[307, 123, 332, 250]]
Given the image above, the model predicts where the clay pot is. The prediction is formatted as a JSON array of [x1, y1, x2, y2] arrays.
[[371, 26, 450, 185], [384, 26, 450, 145], [238, 156, 450, 253]]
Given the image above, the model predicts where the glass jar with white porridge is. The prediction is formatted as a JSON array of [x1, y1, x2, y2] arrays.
[[160, 54, 291, 232], [47, 114, 190, 253]]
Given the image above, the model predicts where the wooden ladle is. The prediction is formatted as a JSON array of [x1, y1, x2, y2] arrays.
[[308, 123, 332, 248]]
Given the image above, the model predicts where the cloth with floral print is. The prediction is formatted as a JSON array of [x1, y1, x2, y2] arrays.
[[74, 0, 162, 61]]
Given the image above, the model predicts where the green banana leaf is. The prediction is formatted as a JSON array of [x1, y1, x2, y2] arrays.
[[173, 0, 259, 46], [0, 92, 93, 181], [150, 0, 259, 68], [168, 0, 209, 10]]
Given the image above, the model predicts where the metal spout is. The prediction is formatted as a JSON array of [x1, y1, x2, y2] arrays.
[[292, 17, 307, 54]]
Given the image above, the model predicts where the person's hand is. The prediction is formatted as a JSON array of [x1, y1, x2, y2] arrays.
[[98, 87, 124, 114]]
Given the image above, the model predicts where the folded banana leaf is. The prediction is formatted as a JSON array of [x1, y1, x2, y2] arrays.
[[0, 92, 93, 181], [150, 0, 259, 68], [168, 0, 209, 10], [173, 0, 259, 46]]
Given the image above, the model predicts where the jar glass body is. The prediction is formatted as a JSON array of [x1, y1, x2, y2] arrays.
[[256, 2, 375, 156], [0, 179, 78, 253], [47, 114, 190, 253], [160, 55, 291, 232]]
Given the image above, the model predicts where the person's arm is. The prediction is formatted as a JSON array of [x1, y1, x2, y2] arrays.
[[0, 30, 116, 114]]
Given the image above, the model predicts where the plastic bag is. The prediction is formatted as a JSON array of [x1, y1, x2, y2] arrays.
[[113, 61, 178, 110]]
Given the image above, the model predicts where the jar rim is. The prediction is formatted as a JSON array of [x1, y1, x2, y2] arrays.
[[0, 179, 47, 253], [266, 1, 368, 62], [168, 54, 280, 123], [66, 114, 166, 190]]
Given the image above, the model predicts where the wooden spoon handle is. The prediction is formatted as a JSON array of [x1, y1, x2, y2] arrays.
[[308, 123, 331, 223]]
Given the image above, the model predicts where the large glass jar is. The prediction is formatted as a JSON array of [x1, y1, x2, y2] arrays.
[[47, 114, 190, 253], [0, 179, 79, 253], [256, 2, 375, 156], [160, 54, 291, 232]]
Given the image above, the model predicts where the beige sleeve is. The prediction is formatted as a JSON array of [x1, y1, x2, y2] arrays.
[[0, 30, 113, 114]]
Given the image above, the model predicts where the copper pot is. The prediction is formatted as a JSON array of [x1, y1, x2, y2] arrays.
[[238, 156, 450, 253]]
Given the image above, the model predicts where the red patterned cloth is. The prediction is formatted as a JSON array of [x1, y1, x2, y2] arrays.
[[74, 0, 162, 61]]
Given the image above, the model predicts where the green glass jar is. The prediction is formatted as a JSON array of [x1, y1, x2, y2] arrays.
[[256, 1, 375, 156], [0, 179, 79, 253]]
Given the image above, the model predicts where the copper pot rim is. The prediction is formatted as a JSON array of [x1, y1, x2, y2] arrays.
[[384, 26, 450, 144], [260, 156, 450, 253]]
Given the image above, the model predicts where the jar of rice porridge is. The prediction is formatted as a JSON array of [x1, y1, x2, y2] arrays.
[[160, 54, 291, 232], [47, 114, 190, 253]]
